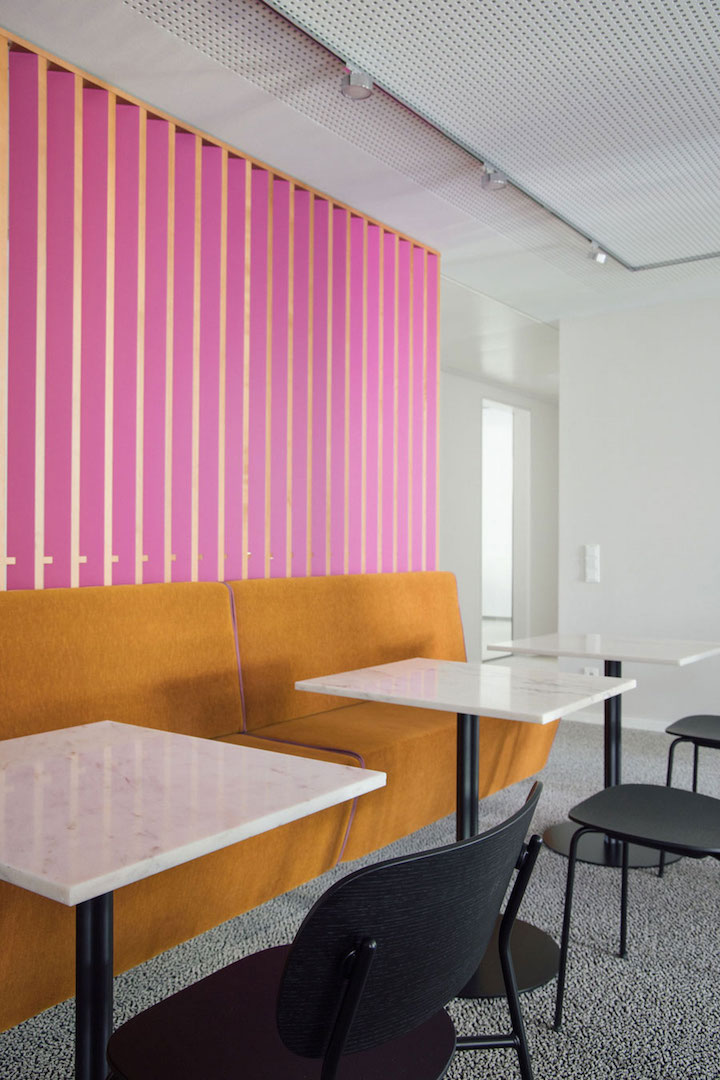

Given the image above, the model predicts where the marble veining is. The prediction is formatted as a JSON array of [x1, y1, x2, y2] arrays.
[[0, 722, 385, 906], [295, 657, 635, 724], [487, 632, 720, 666]]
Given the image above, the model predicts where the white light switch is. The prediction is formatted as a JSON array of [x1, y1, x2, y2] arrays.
[[584, 544, 600, 583]]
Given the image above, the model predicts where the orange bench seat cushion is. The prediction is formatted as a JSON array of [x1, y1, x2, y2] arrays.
[[220, 704, 559, 862]]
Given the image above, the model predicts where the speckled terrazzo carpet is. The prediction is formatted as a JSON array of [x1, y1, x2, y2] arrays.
[[1, 718, 718, 1080]]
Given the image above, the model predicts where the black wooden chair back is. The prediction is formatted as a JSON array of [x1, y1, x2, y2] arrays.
[[278, 782, 541, 1061]]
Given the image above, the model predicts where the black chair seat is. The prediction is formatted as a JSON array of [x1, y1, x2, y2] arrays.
[[660, 716, 720, 875], [568, 783, 720, 859], [665, 713, 720, 749], [554, 782, 720, 1038], [107, 945, 456, 1080]]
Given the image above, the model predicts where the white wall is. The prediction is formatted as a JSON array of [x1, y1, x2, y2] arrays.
[[440, 371, 558, 660], [559, 295, 720, 727]]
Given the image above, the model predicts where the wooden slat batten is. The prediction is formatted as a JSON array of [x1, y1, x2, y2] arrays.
[[0, 38, 9, 589]]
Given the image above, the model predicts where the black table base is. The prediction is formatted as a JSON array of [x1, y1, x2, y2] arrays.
[[460, 918, 560, 999], [456, 712, 559, 999]]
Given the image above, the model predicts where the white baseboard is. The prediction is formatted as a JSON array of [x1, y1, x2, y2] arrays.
[[567, 710, 668, 733]]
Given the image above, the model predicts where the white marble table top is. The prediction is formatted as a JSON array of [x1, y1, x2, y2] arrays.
[[0, 722, 385, 907], [296, 657, 635, 726], [487, 632, 720, 666]]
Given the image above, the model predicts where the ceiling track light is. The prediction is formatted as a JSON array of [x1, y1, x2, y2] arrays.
[[341, 67, 373, 100], [588, 241, 608, 264], [480, 165, 508, 190]]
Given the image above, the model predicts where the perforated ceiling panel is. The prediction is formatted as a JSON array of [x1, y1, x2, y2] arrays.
[[251, 0, 720, 270], [124, 0, 720, 302]]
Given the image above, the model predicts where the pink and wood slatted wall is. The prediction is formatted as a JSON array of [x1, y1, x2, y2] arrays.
[[0, 36, 439, 591]]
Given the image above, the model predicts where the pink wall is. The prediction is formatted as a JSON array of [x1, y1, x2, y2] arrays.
[[2, 50, 439, 589]]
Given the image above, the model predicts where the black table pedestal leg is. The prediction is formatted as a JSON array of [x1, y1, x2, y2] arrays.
[[76, 893, 113, 1080], [455, 713, 560, 999], [456, 712, 479, 841]]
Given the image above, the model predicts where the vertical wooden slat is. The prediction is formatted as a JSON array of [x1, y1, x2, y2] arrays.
[[305, 195, 315, 577], [241, 158, 251, 580], [328, 208, 344, 576], [104, 93, 116, 585], [164, 124, 175, 583], [0, 40, 9, 590], [422, 249, 428, 571], [407, 245, 414, 571], [34, 57, 48, 589], [45, 70, 77, 588], [134, 108, 147, 584], [435, 262, 440, 569], [361, 218, 368, 574], [285, 182, 295, 578], [69, 74, 82, 587], [111, 103, 141, 585], [344, 213, 351, 575], [190, 135, 202, 581], [217, 148, 228, 580], [377, 229, 384, 573], [325, 203, 333, 575], [393, 234, 399, 574], [264, 174, 274, 578], [268, 178, 289, 580]]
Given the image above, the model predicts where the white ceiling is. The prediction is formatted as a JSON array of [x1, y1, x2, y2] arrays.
[[441, 280, 560, 400], [3, 0, 720, 399], [261, 0, 720, 271]]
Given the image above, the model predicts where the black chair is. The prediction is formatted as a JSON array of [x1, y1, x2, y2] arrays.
[[107, 783, 543, 1080], [664, 714, 720, 791], [553, 783, 720, 1031], [658, 715, 720, 876]]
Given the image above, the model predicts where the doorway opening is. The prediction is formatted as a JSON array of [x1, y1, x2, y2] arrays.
[[481, 400, 530, 660]]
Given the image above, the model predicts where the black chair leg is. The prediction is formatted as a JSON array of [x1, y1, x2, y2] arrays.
[[619, 841, 629, 957], [499, 925, 533, 1080], [554, 826, 594, 1032], [499, 835, 542, 1080], [692, 744, 699, 793], [659, 738, 685, 878], [458, 835, 543, 1080], [666, 738, 681, 787]]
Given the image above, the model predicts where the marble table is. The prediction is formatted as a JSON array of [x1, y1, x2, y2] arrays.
[[488, 633, 720, 865], [296, 656, 635, 997], [0, 721, 385, 1080]]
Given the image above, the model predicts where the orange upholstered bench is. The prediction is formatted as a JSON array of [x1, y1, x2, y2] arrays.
[[0, 582, 350, 1031], [221, 572, 558, 862], [0, 571, 558, 1032]]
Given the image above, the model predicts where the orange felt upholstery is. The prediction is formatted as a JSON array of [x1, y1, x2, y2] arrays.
[[225, 571, 556, 862], [222, 705, 558, 862], [0, 802, 348, 1032], [227, 571, 467, 729], [0, 582, 243, 739]]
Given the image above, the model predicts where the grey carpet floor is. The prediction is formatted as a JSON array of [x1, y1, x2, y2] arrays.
[[1, 719, 718, 1079]]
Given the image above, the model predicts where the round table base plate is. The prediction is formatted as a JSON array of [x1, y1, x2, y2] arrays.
[[458, 918, 559, 999], [543, 820, 681, 868]]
